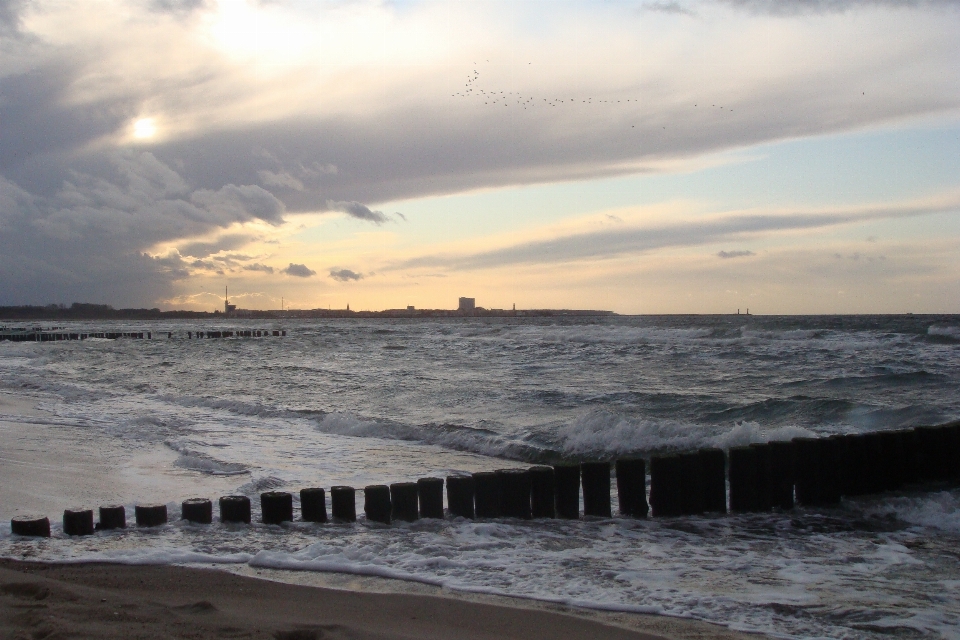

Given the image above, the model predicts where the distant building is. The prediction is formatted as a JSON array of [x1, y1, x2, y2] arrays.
[[458, 297, 475, 311], [407, 305, 415, 311]]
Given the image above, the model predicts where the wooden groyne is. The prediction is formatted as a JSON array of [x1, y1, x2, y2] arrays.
[[0, 328, 286, 342], [9, 421, 960, 537]]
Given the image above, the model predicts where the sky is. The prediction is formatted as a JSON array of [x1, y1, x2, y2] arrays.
[[1, 0, 958, 314]]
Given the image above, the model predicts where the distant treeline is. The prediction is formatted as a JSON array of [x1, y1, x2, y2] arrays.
[[0, 303, 214, 320]]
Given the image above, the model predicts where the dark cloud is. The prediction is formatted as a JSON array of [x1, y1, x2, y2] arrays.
[[282, 263, 316, 277], [717, 250, 756, 258], [178, 234, 256, 258], [0, 151, 285, 306], [243, 263, 275, 273], [394, 200, 957, 271], [325, 200, 390, 224], [328, 268, 364, 282]]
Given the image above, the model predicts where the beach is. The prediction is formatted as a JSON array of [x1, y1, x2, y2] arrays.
[[0, 389, 762, 640]]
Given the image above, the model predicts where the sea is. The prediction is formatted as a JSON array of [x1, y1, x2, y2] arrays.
[[1, 314, 959, 639]]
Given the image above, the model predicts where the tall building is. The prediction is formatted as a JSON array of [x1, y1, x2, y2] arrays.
[[458, 297, 476, 311]]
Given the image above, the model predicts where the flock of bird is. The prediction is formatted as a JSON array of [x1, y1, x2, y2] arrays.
[[450, 64, 734, 120]]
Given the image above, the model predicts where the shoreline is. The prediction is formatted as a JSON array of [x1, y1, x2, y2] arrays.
[[0, 559, 763, 640]]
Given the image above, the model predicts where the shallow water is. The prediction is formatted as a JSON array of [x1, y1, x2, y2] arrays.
[[1, 315, 959, 638]]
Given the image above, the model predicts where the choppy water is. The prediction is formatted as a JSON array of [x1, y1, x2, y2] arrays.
[[1, 315, 959, 638]]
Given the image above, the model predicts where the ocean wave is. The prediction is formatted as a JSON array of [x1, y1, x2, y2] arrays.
[[556, 410, 817, 457]]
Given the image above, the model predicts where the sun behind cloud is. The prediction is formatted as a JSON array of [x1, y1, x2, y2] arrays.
[[132, 118, 157, 139]]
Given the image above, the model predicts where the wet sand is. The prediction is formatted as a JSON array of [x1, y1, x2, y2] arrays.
[[0, 560, 768, 640]]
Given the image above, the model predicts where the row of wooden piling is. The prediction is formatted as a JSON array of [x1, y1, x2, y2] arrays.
[[9, 422, 960, 537], [184, 330, 285, 339], [0, 329, 287, 342], [0, 331, 150, 342]]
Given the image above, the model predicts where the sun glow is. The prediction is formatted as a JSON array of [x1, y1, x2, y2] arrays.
[[133, 118, 157, 139]]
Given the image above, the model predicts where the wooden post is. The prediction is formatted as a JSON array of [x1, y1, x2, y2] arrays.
[[181, 498, 212, 524], [699, 448, 727, 513], [364, 485, 391, 524], [330, 486, 357, 522], [473, 471, 500, 518], [553, 464, 580, 519], [529, 465, 556, 518], [615, 458, 647, 517], [261, 491, 294, 524], [219, 495, 251, 524], [97, 505, 126, 530], [390, 482, 419, 522], [135, 504, 167, 527], [650, 455, 682, 517], [446, 475, 475, 519], [496, 469, 532, 519], [300, 488, 327, 522], [417, 478, 444, 519], [63, 509, 94, 536]]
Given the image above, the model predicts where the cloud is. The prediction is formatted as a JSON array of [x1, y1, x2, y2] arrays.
[[257, 170, 304, 191], [717, 250, 756, 258], [719, 0, 960, 15], [643, 2, 695, 15], [282, 263, 316, 277], [0, 0, 958, 307], [243, 263, 275, 273], [393, 196, 960, 271], [325, 200, 390, 224], [329, 268, 364, 282], [178, 234, 255, 258]]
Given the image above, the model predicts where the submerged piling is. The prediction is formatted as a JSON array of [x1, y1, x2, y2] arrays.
[[615, 458, 648, 517], [497, 469, 532, 519], [135, 504, 167, 527], [300, 488, 327, 522], [11, 516, 50, 537], [219, 495, 251, 524], [330, 486, 357, 522], [473, 471, 500, 518], [553, 464, 580, 519], [98, 505, 126, 530], [181, 498, 212, 524], [63, 509, 94, 536], [365, 485, 392, 524], [261, 491, 294, 524], [446, 475, 475, 519], [417, 478, 444, 519], [390, 482, 419, 522]]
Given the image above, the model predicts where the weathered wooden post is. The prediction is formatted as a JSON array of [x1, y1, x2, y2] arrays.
[[728, 446, 760, 512], [767, 441, 795, 509], [390, 482, 419, 522], [650, 455, 682, 517], [496, 469, 532, 519], [261, 491, 294, 524], [365, 485, 392, 524], [135, 504, 167, 527], [529, 466, 556, 518], [98, 505, 126, 530], [615, 458, 648, 518], [446, 475, 475, 519], [181, 498, 212, 524], [63, 509, 95, 536], [581, 462, 611, 517], [330, 486, 357, 522], [300, 488, 327, 522], [473, 471, 500, 518], [679, 452, 705, 515], [792, 437, 821, 506], [219, 495, 251, 524], [699, 448, 727, 513], [417, 478, 444, 519], [11, 516, 50, 537], [553, 463, 580, 519]]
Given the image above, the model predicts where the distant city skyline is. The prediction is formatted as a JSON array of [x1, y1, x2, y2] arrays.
[[1, 1, 958, 314]]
